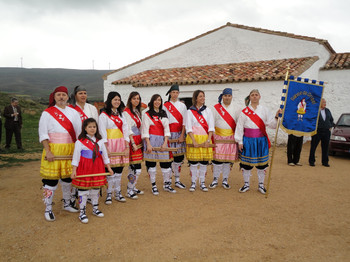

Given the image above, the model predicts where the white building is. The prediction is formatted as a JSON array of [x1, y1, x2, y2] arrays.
[[103, 22, 350, 144]]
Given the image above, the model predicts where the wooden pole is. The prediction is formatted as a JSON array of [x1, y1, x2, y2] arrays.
[[265, 66, 290, 198], [74, 172, 110, 178], [214, 140, 236, 144], [152, 147, 178, 152], [186, 143, 216, 148]]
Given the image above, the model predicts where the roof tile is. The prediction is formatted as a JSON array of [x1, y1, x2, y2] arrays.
[[321, 53, 350, 70], [112, 56, 319, 87]]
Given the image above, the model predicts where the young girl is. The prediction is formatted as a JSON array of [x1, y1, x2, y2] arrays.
[[123, 92, 144, 199], [186, 90, 215, 192], [141, 94, 175, 195], [163, 84, 187, 189], [71, 118, 113, 224], [99, 92, 130, 204]]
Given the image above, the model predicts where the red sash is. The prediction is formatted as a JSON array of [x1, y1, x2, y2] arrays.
[[102, 112, 123, 133], [69, 105, 88, 122], [45, 107, 76, 142], [190, 109, 209, 134], [124, 108, 141, 128], [242, 107, 271, 148], [164, 101, 183, 132], [214, 103, 236, 130], [146, 112, 164, 136]]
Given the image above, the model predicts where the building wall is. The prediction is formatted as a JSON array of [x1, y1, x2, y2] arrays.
[[319, 69, 350, 121], [104, 26, 331, 99]]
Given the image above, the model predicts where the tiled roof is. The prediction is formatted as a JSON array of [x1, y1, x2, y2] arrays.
[[321, 53, 350, 70], [103, 22, 334, 80], [112, 56, 319, 87]]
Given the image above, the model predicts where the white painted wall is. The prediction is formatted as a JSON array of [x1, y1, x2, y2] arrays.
[[319, 69, 350, 121], [104, 25, 331, 99]]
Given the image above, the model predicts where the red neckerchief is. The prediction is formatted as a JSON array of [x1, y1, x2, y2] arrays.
[[124, 108, 141, 128], [102, 112, 123, 133], [214, 103, 236, 130], [45, 106, 76, 142], [146, 112, 164, 136], [69, 104, 88, 122], [190, 107, 209, 134], [242, 106, 271, 148]]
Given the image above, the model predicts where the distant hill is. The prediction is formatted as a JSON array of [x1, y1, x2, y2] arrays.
[[0, 67, 111, 101]]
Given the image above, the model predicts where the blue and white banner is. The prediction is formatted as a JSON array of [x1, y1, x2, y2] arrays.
[[281, 76, 325, 136]]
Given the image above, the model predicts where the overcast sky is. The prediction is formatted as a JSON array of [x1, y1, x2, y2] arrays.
[[0, 0, 349, 70]]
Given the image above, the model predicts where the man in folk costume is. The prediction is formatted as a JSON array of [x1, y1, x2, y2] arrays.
[[209, 88, 239, 190], [39, 86, 82, 221], [163, 84, 187, 189], [234, 89, 281, 194]]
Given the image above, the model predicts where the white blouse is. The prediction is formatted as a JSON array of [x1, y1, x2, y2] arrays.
[[141, 110, 170, 139], [72, 135, 110, 166], [77, 103, 99, 121], [38, 105, 82, 143], [234, 104, 277, 145], [185, 106, 215, 133], [122, 110, 141, 136], [98, 112, 130, 143], [212, 102, 240, 130], [163, 100, 187, 127]]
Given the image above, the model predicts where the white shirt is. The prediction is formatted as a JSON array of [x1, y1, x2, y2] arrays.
[[212, 102, 239, 130], [77, 103, 99, 121], [72, 135, 110, 166], [163, 100, 187, 127], [98, 112, 130, 143], [320, 109, 326, 121], [234, 104, 277, 145], [185, 106, 215, 133], [141, 110, 170, 139], [122, 110, 141, 136], [38, 105, 82, 143]]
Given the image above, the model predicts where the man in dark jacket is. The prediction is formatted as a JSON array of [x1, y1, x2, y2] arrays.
[[3, 98, 23, 150], [309, 98, 334, 167]]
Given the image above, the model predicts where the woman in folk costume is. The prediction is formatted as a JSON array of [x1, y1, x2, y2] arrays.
[[185, 90, 215, 192], [71, 118, 113, 223], [123, 92, 144, 199], [209, 88, 239, 190], [69, 85, 99, 121], [234, 89, 281, 194], [69, 85, 99, 205], [141, 94, 175, 195], [39, 86, 81, 221], [163, 84, 187, 189], [99, 92, 130, 204]]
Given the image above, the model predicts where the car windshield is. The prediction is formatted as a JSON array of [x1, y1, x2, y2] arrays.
[[337, 114, 350, 127]]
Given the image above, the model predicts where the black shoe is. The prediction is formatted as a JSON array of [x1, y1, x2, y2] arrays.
[[309, 163, 315, 167], [322, 164, 330, 167]]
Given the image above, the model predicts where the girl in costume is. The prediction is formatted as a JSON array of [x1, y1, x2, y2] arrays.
[[71, 118, 113, 223], [99, 92, 130, 204], [163, 84, 187, 189], [185, 90, 215, 192], [123, 92, 144, 199], [234, 89, 280, 194], [141, 94, 175, 195]]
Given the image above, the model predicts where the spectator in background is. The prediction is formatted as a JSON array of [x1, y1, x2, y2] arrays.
[[287, 135, 303, 166], [309, 98, 334, 167], [3, 97, 23, 150]]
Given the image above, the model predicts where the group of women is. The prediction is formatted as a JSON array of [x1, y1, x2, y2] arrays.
[[68, 84, 280, 223]]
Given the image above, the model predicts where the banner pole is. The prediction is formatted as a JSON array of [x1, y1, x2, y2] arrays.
[[265, 66, 290, 198]]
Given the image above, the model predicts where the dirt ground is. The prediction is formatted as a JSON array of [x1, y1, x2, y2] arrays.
[[0, 142, 349, 262]]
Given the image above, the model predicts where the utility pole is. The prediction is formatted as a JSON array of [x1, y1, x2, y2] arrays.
[[20, 57, 23, 68], [92, 60, 95, 70]]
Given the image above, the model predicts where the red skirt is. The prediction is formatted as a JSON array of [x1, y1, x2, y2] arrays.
[[72, 152, 107, 189], [129, 134, 143, 164]]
